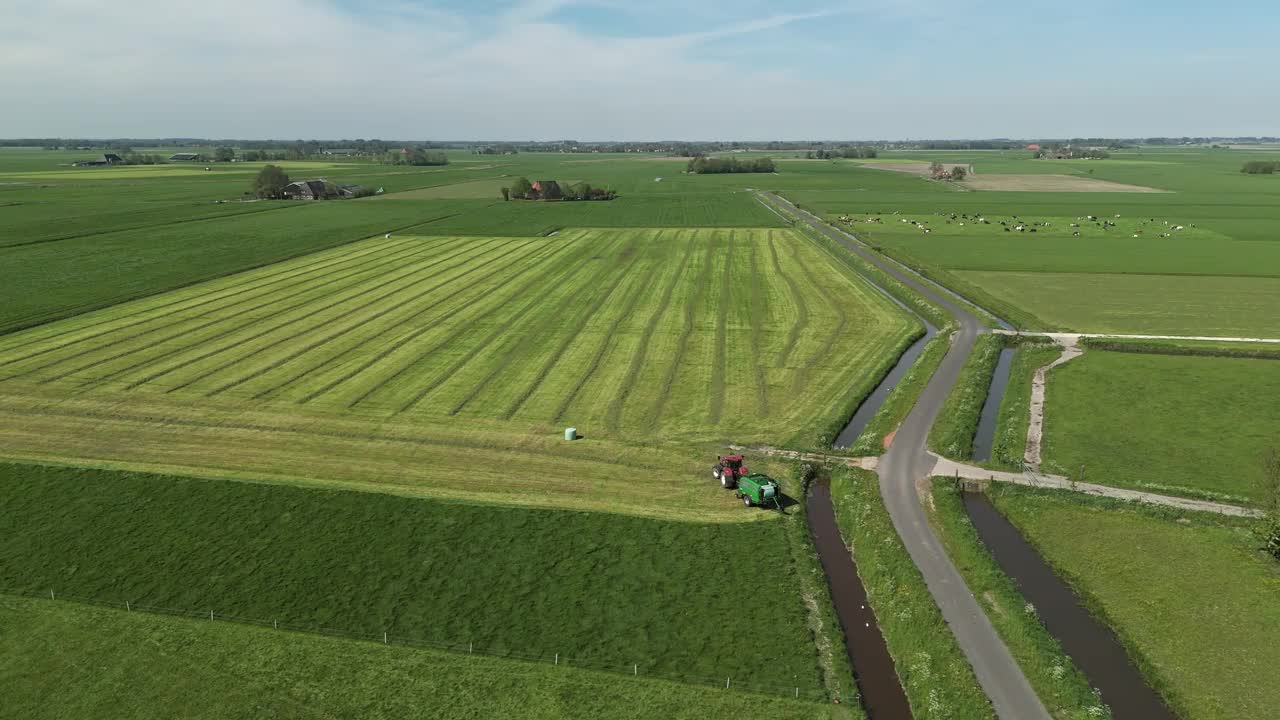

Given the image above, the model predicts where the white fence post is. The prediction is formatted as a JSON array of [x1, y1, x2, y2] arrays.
[[384, 631, 388, 644], [50, 589, 54, 600], [210, 610, 214, 621], [725, 677, 730, 689], [554, 653, 558, 666], [633, 664, 637, 676], [126, 600, 130, 611]]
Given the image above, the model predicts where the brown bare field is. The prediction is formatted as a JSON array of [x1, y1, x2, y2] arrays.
[[962, 174, 1168, 193], [860, 162, 970, 176]]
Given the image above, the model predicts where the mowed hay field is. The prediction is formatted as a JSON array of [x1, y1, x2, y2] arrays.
[[0, 227, 914, 516]]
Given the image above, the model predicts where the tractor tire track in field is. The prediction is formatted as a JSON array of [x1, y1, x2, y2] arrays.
[[708, 230, 735, 426], [293, 238, 574, 406], [345, 234, 608, 412], [447, 234, 646, 417], [200, 239, 525, 398], [502, 233, 662, 421], [254, 239, 568, 402], [603, 231, 698, 432], [747, 235, 769, 416], [0, 202, 301, 251], [546, 236, 673, 423], [39, 239, 477, 389], [767, 231, 809, 369], [17, 238, 456, 387], [0, 235, 417, 370], [647, 235, 717, 426], [379, 234, 626, 414], [138, 239, 501, 395], [788, 238, 850, 395]]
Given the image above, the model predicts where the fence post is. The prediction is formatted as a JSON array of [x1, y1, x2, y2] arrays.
[[384, 631, 388, 645], [469, 642, 473, 655], [126, 600, 130, 612], [555, 653, 558, 666], [274, 619, 277, 630], [210, 610, 214, 621], [50, 589, 54, 600], [795, 687, 799, 698], [726, 677, 730, 689], [633, 663, 637, 676]]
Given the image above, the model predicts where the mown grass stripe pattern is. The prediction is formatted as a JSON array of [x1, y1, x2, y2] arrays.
[[0, 229, 915, 445]]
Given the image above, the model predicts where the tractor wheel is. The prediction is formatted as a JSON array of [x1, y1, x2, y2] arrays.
[[722, 475, 736, 489], [743, 495, 753, 507], [712, 466, 723, 481]]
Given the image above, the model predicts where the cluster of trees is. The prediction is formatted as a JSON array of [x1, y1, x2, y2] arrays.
[[929, 162, 967, 181], [807, 146, 878, 159], [383, 148, 449, 166], [1242, 160, 1280, 174], [502, 177, 616, 201], [108, 150, 167, 165], [686, 156, 776, 174], [252, 165, 291, 199]]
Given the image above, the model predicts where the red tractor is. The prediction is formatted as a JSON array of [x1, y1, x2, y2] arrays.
[[712, 455, 748, 489]]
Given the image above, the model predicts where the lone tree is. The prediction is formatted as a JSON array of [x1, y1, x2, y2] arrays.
[[509, 176, 532, 199], [500, 186, 510, 201], [950, 165, 968, 181], [252, 164, 291, 199], [214, 146, 236, 162]]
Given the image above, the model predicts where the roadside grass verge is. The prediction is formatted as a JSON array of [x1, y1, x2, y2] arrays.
[[843, 329, 951, 456], [986, 484, 1280, 720], [828, 468, 994, 720], [926, 480, 1109, 719], [929, 334, 1003, 459], [0, 595, 840, 720], [986, 341, 1060, 470], [0, 463, 826, 693], [1041, 350, 1280, 503]]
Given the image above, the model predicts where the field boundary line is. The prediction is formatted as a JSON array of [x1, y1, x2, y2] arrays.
[[0, 202, 300, 251]]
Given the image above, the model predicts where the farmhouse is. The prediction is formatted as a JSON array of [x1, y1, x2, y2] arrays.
[[282, 180, 328, 200], [322, 148, 358, 156], [169, 152, 201, 161], [73, 153, 125, 167]]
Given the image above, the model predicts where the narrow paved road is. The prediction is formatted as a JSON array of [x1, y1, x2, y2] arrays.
[[762, 192, 1051, 720]]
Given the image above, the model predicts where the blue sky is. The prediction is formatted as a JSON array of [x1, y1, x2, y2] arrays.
[[2, 0, 1277, 139]]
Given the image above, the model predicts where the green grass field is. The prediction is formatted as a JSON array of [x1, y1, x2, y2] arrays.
[[989, 485, 1280, 720], [779, 148, 1280, 336], [0, 463, 826, 694], [0, 227, 913, 446], [0, 596, 840, 719], [1041, 350, 1280, 503]]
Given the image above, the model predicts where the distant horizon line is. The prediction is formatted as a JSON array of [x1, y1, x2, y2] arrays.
[[3, 136, 1279, 145]]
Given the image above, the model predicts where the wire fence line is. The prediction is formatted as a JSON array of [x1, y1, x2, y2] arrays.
[[8, 587, 830, 703]]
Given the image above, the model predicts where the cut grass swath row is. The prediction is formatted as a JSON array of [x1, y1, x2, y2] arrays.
[[259, 240, 572, 403], [603, 232, 699, 432], [392, 234, 630, 414], [0, 235, 420, 371], [59, 239, 476, 390], [293, 239, 580, 406], [201, 238, 527, 398], [73, 238, 490, 392]]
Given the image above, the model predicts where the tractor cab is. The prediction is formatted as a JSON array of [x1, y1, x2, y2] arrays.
[[712, 455, 747, 488]]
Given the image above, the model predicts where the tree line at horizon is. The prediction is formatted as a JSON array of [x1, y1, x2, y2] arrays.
[[686, 156, 776, 174]]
